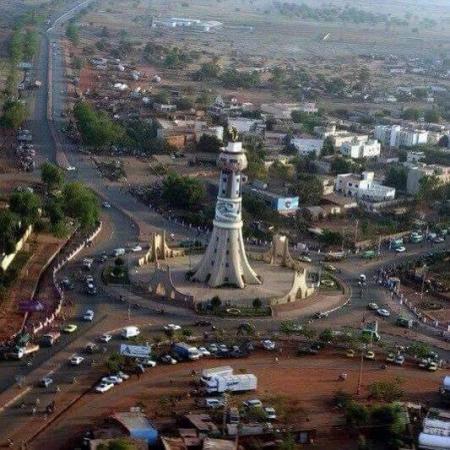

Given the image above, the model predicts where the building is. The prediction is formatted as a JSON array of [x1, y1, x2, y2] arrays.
[[291, 138, 324, 157], [245, 186, 299, 214], [153, 103, 177, 113], [419, 408, 450, 450], [260, 102, 317, 120], [340, 139, 381, 159], [191, 141, 261, 288], [156, 118, 207, 149], [154, 17, 223, 32], [228, 117, 264, 135], [335, 172, 396, 202], [332, 133, 369, 149], [406, 163, 450, 194], [375, 125, 428, 148], [406, 151, 425, 163]]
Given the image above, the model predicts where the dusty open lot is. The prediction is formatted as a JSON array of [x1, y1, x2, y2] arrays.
[[29, 348, 443, 450]]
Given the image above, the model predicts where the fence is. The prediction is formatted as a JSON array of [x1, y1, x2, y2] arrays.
[[29, 222, 102, 335], [0, 225, 33, 272]]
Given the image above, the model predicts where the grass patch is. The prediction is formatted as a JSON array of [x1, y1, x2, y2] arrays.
[[102, 265, 130, 285]]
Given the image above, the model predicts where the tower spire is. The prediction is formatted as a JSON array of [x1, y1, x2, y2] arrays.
[[191, 139, 260, 288]]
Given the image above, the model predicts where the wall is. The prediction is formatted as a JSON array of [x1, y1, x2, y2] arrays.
[[0, 225, 33, 272]]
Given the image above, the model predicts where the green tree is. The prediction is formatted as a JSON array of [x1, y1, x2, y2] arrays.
[[292, 174, 323, 206], [73, 101, 125, 147], [221, 69, 260, 89], [384, 166, 407, 191], [370, 403, 406, 447], [0, 210, 20, 254], [345, 401, 370, 428], [359, 66, 371, 84], [62, 182, 99, 229], [66, 22, 80, 45], [9, 191, 41, 226], [401, 108, 420, 121], [368, 379, 404, 402], [319, 328, 333, 343], [196, 134, 222, 153], [23, 30, 39, 60], [331, 157, 353, 174], [193, 62, 220, 81], [0, 100, 28, 129], [41, 162, 64, 191], [424, 109, 441, 123], [161, 173, 205, 210], [321, 136, 335, 156], [276, 434, 296, 450], [417, 175, 442, 203]]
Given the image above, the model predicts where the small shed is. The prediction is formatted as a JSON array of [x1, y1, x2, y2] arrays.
[[111, 411, 158, 445]]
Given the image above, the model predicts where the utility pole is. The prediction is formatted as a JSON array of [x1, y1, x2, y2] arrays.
[[357, 343, 365, 396], [354, 219, 359, 245], [420, 266, 427, 299], [222, 392, 229, 436], [377, 236, 382, 256]]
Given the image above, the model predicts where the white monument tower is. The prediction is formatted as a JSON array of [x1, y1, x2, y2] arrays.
[[191, 137, 261, 288]]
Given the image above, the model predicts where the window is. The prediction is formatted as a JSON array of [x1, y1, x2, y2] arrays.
[[211, 261, 214, 266], [225, 263, 229, 267]]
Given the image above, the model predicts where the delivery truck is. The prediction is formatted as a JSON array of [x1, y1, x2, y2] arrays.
[[172, 342, 201, 361], [204, 374, 257, 394], [201, 366, 234, 384]]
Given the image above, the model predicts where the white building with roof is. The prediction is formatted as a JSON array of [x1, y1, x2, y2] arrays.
[[375, 125, 428, 148], [291, 138, 324, 157], [340, 139, 381, 159], [335, 172, 396, 202]]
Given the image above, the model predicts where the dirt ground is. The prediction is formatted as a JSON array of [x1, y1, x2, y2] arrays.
[[29, 348, 443, 450], [0, 232, 65, 342]]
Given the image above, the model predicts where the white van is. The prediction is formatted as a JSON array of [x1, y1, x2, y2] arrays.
[[121, 326, 140, 339], [113, 248, 126, 257]]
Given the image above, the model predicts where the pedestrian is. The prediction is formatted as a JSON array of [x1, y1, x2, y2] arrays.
[[31, 406, 37, 416], [56, 385, 60, 392], [274, 356, 279, 363], [35, 397, 40, 407]]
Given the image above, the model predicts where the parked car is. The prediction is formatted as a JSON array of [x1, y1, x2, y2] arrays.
[[131, 245, 142, 252], [346, 349, 355, 358], [264, 407, 277, 420], [160, 355, 177, 365], [102, 375, 123, 385], [102, 201, 111, 209], [62, 324, 77, 333], [261, 339, 276, 351], [198, 347, 211, 357], [95, 382, 114, 393], [60, 277, 74, 290], [164, 324, 181, 332], [386, 352, 396, 363], [39, 377, 53, 388], [205, 398, 225, 409], [116, 371, 130, 380], [83, 309, 94, 321], [208, 343, 219, 353], [395, 246, 406, 253], [367, 303, 379, 311], [195, 320, 212, 327], [243, 399, 263, 408], [70, 355, 84, 365], [364, 350, 375, 360], [140, 359, 157, 367], [99, 334, 112, 343], [377, 308, 391, 318], [298, 255, 312, 263], [394, 355, 405, 366]]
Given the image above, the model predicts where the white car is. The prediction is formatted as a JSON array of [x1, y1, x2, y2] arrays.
[[298, 255, 312, 263], [205, 398, 225, 409], [243, 399, 263, 408], [218, 344, 228, 353], [116, 371, 130, 380], [434, 237, 445, 244], [161, 355, 177, 365], [377, 308, 391, 318], [141, 359, 157, 367], [264, 407, 277, 420], [394, 355, 405, 366], [102, 201, 111, 208], [208, 343, 219, 353], [83, 309, 94, 321], [262, 339, 276, 351], [198, 347, 211, 357], [102, 375, 123, 385], [164, 324, 181, 331], [66, 166, 76, 172], [131, 245, 142, 252], [70, 355, 84, 365], [395, 246, 406, 253], [99, 334, 112, 343], [95, 382, 114, 393], [367, 303, 379, 311]]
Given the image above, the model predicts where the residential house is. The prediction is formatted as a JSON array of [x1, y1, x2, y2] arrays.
[[375, 125, 428, 148], [291, 138, 324, 157], [228, 117, 265, 135], [340, 139, 381, 159], [335, 171, 396, 202]]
